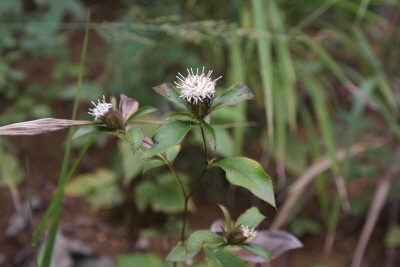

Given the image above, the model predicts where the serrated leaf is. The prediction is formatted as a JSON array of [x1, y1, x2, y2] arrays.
[[201, 120, 217, 152], [186, 230, 225, 253], [235, 207, 265, 229], [204, 247, 247, 267], [213, 157, 275, 207], [143, 159, 166, 173], [217, 204, 232, 232], [126, 106, 157, 124], [238, 243, 271, 261], [165, 243, 201, 262], [142, 120, 197, 159], [126, 127, 143, 152], [211, 84, 254, 112], [152, 83, 187, 109], [71, 125, 113, 141]]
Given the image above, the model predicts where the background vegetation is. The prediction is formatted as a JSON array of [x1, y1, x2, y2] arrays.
[[1, 0, 399, 266]]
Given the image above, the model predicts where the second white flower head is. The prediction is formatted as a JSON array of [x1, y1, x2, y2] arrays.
[[175, 67, 222, 104], [88, 95, 112, 121], [240, 225, 257, 238]]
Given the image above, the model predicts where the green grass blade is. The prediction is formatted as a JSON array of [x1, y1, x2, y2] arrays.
[[300, 108, 330, 223], [355, 0, 373, 24], [251, 0, 274, 142], [270, 0, 297, 131], [39, 11, 91, 267], [351, 27, 397, 111], [40, 135, 96, 267]]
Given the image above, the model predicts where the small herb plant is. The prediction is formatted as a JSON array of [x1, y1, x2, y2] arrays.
[[0, 67, 278, 266]]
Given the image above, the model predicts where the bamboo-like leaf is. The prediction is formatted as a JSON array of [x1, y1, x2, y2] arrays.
[[0, 119, 100, 136]]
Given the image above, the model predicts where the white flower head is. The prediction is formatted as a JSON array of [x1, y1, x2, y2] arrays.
[[88, 95, 112, 121], [240, 225, 257, 238], [175, 67, 222, 104]]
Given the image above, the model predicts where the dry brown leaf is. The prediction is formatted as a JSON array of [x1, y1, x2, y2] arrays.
[[0, 118, 101, 136]]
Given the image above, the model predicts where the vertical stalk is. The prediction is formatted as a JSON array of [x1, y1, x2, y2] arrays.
[[180, 125, 210, 242]]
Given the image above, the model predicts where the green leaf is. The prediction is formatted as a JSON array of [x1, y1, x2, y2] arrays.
[[238, 243, 271, 261], [203, 247, 247, 267], [235, 207, 265, 229], [217, 203, 232, 232], [211, 84, 254, 112], [126, 127, 143, 152], [118, 140, 148, 183], [152, 83, 187, 109], [117, 253, 164, 267], [143, 159, 166, 173], [167, 112, 192, 120], [201, 120, 217, 152], [165, 243, 201, 262], [142, 120, 197, 159], [212, 157, 275, 207], [186, 230, 225, 252], [126, 106, 157, 124], [165, 144, 181, 162], [71, 125, 112, 141]]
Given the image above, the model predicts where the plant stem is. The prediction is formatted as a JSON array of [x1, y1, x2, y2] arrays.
[[180, 125, 210, 242], [159, 154, 187, 198]]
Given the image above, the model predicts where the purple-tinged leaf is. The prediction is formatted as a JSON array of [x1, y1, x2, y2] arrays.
[[235, 230, 303, 263], [119, 94, 139, 122], [153, 83, 187, 109]]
